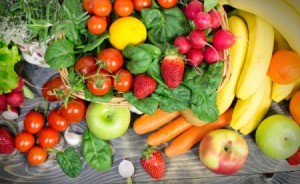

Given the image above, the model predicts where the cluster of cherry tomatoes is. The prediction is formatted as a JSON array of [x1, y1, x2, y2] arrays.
[[14, 99, 86, 166]]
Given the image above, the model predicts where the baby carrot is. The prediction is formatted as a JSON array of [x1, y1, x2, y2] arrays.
[[147, 116, 193, 146], [164, 108, 233, 157], [133, 108, 180, 134]]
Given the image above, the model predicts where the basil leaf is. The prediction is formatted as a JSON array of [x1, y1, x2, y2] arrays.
[[82, 129, 112, 171], [123, 92, 159, 115], [204, 0, 219, 12], [83, 88, 114, 103], [56, 147, 82, 178], [83, 32, 109, 52]]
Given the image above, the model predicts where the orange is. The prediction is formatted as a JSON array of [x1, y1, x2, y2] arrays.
[[289, 90, 300, 125], [267, 50, 300, 85]]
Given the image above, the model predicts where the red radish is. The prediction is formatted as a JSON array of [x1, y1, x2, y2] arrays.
[[174, 36, 191, 54], [12, 75, 24, 92], [203, 46, 223, 64], [189, 29, 207, 49], [194, 12, 211, 30], [0, 94, 6, 111], [209, 10, 222, 29], [185, 0, 204, 20], [2, 106, 19, 120], [186, 48, 204, 66], [5, 91, 24, 107], [212, 29, 235, 50]]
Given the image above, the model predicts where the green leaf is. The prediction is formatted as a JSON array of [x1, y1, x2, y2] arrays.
[[56, 147, 82, 178], [83, 88, 114, 103], [204, 0, 219, 12], [148, 58, 165, 86], [123, 92, 159, 115], [45, 39, 75, 69], [83, 32, 109, 52], [82, 129, 112, 171], [22, 86, 35, 99]]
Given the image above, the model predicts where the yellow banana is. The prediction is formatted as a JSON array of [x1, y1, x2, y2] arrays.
[[283, 0, 300, 16], [216, 15, 248, 114], [230, 76, 270, 130], [286, 79, 300, 99], [235, 10, 274, 100], [271, 82, 295, 102], [239, 78, 272, 135], [273, 27, 291, 52], [219, 0, 300, 55]]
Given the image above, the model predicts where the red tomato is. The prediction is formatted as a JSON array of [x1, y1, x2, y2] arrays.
[[97, 48, 124, 73], [133, 0, 152, 11], [59, 99, 86, 123], [14, 132, 35, 153], [114, 0, 134, 17], [82, 0, 94, 14], [86, 71, 112, 96], [24, 111, 45, 134], [47, 109, 69, 132], [27, 146, 47, 166], [87, 15, 107, 35], [75, 55, 98, 76], [38, 127, 60, 149], [157, 0, 178, 8], [114, 69, 134, 92], [42, 76, 69, 101], [92, 0, 112, 16]]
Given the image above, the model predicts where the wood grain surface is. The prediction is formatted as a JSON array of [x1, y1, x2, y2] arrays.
[[0, 62, 299, 183]]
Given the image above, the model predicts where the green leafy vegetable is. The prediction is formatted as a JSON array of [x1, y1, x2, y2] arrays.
[[22, 86, 35, 99], [82, 129, 113, 171], [204, 0, 219, 12], [83, 32, 109, 52], [56, 147, 82, 178], [83, 88, 114, 103], [123, 92, 159, 115]]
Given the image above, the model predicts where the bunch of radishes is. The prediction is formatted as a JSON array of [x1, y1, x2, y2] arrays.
[[174, 0, 235, 66]]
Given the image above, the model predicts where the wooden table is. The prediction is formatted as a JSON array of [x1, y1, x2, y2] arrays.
[[1, 62, 299, 183]]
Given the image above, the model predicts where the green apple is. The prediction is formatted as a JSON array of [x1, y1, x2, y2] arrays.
[[255, 114, 300, 159], [86, 103, 131, 140], [199, 129, 248, 175]]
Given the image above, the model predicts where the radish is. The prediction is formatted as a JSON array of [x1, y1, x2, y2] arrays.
[[189, 29, 207, 49], [212, 29, 235, 50], [118, 159, 134, 183], [12, 75, 24, 92], [194, 12, 211, 30], [203, 46, 223, 64], [209, 10, 222, 29], [186, 48, 204, 66], [2, 106, 19, 120], [5, 91, 25, 107], [174, 36, 191, 54], [0, 94, 6, 111], [185, 0, 204, 20]]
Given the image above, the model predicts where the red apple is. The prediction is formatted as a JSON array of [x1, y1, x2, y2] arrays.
[[199, 129, 248, 175]]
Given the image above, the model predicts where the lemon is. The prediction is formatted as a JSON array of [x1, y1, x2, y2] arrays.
[[109, 16, 147, 50]]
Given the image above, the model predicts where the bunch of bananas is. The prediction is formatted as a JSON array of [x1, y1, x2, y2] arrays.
[[216, 0, 300, 135]]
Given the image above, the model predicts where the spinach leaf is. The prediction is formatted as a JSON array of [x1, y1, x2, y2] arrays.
[[83, 32, 109, 52], [148, 58, 165, 86], [45, 39, 75, 69], [56, 147, 82, 178], [84, 88, 114, 103], [82, 129, 112, 171], [204, 0, 219, 12], [123, 92, 159, 115]]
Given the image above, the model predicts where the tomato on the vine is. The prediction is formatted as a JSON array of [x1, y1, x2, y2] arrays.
[[114, 0, 134, 17], [38, 127, 60, 149], [92, 0, 112, 17], [87, 15, 107, 35], [75, 55, 98, 76], [97, 48, 124, 73], [114, 69, 134, 92], [86, 71, 112, 96], [27, 146, 47, 166], [47, 109, 69, 132], [132, 0, 152, 11], [82, 0, 94, 14], [14, 132, 35, 152], [24, 111, 45, 134], [59, 99, 86, 123], [157, 0, 178, 8], [42, 76, 68, 101]]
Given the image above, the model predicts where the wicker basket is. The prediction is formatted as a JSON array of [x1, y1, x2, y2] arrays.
[[59, 4, 230, 107]]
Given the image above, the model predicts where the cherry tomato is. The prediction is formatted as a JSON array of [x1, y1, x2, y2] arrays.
[[14, 132, 35, 153], [38, 127, 60, 149], [114, 69, 134, 92], [59, 99, 86, 123], [133, 0, 152, 11], [97, 48, 124, 73], [75, 55, 98, 76], [24, 111, 45, 134], [87, 15, 107, 35], [42, 76, 69, 101], [92, 0, 112, 16], [82, 0, 94, 14], [47, 109, 69, 132], [114, 0, 134, 17], [27, 146, 47, 166], [157, 0, 178, 8], [86, 71, 112, 96]]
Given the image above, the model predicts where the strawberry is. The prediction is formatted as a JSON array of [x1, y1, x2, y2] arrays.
[[133, 74, 157, 99], [161, 55, 185, 89], [140, 147, 166, 179], [0, 126, 15, 154], [287, 149, 300, 166]]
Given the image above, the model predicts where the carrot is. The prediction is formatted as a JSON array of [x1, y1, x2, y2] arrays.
[[147, 116, 193, 146], [164, 108, 233, 157], [133, 108, 180, 134]]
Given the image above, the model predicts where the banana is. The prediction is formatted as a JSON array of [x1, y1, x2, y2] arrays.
[[235, 10, 274, 100], [230, 76, 270, 130], [286, 79, 300, 99], [283, 0, 300, 16], [219, 0, 300, 55], [271, 82, 295, 102], [239, 78, 272, 135], [273, 27, 291, 52], [216, 15, 248, 114]]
